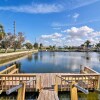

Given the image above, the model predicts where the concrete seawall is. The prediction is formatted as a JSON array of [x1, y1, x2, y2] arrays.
[[0, 50, 38, 65]]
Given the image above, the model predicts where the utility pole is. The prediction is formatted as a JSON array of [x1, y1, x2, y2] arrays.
[[13, 21, 16, 35], [35, 38, 36, 43]]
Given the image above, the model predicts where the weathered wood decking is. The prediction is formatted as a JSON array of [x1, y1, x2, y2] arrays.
[[38, 89, 59, 100], [37, 74, 59, 100]]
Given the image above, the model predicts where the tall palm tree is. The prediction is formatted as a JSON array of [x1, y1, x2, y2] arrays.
[[84, 40, 91, 49], [84, 40, 91, 51]]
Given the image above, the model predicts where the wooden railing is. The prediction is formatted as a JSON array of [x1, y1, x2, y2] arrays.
[[0, 74, 37, 92], [0, 64, 17, 74], [80, 66, 99, 74], [55, 74, 100, 92], [84, 66, 99, 74]]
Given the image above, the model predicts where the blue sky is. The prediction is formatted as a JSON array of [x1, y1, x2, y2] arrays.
[[0, 0, 100, 46]]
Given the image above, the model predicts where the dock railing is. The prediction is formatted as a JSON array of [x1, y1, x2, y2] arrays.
[[84, 66, 99, 74], [0, 64, 17, 74], [80, 65, 99, 74], [55, 75, 90, 100], [55, 74, 100, 92], [0, 74, 37, 92], [6, 77, 37, 100]]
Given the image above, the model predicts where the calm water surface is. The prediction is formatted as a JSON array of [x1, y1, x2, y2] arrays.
[[0, 52, 100, 73], [0, 52, 100, 100]]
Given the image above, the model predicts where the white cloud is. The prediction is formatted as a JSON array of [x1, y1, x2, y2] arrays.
[[73, 13, 80, 21], [0, 0, 99, 14], [0, 4, 63, 14], [52, 19, 100, 28], [63, 26, 100, 46], [66, 26, 94, 38], [41, 33, 62, 39], [65, 0, 100, 10], [39, 26, 100, 46]]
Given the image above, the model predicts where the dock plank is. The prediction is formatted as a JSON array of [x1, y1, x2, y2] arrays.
[[37, 89, 59, 100], [37, 73, 59, 100]]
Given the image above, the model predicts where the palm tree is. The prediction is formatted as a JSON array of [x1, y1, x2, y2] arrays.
[[0, 24, 5, 40], [84, 40, 91, 50]]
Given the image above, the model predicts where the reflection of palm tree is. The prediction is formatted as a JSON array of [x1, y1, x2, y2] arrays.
[[85, 52, 90, 62], [97, 52, 100, 62], [53, 52, 55, 57], [40, 52, 43, 61], [34, 53, 38, 63]]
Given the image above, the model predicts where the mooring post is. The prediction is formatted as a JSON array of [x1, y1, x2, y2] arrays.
[[17, 82, 26, 100], [70, 81, 78, 100], [54, 75, 58, 94], [80, 65, 83, 73], [39, 76, 41, 92], [97, 75, 100, 90]]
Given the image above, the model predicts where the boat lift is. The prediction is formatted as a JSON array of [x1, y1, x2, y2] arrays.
[[6, 79, 36, 100]]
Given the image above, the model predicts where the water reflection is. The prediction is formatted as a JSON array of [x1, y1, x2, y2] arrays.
[[59, 92, 100, 100], [0, 92, 38, 100], [27, 54, 33, 62], [97, 52, 100, 62], [0, 52, 100, 73], [40, 52, 43, 61], [34, 53, 38, 63]]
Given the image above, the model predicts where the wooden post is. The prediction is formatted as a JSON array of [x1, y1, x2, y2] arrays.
[[80, 65, 83, 73], [54, 75, 58, 94], [39, 76, 41, 92], [14, 64, 16, 69], [97, 75, 100, 90], [70, 81, 78, 100], [17, 82, 26, 100]]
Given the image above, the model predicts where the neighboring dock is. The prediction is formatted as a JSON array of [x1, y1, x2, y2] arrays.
[[0, 64, 100, 100]]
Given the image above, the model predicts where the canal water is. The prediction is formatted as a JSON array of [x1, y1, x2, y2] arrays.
[[0, 52, 100, 100], [0, 52, 100, 73]]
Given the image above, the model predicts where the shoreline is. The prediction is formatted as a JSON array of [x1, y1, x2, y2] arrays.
[[0, 50, 38, 67]]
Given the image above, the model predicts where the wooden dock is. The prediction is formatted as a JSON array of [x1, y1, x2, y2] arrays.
[[0, 65, 100, 100]]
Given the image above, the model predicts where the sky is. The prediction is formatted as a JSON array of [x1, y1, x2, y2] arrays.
[[0, 0, 100, 46]]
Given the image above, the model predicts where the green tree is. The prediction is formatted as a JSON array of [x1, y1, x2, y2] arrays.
[[40, 43, 43, 49], [0, 24, 5, 40], [13, 32, 25, 52], [25, 42, 33, 50], [49, 45, 53, 50], [34, 42, 38, 49], [96, 41, 100, 50], [53, 45, 56, 50], [0, 32, 25, 53], [1, 33, 14, 53]]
